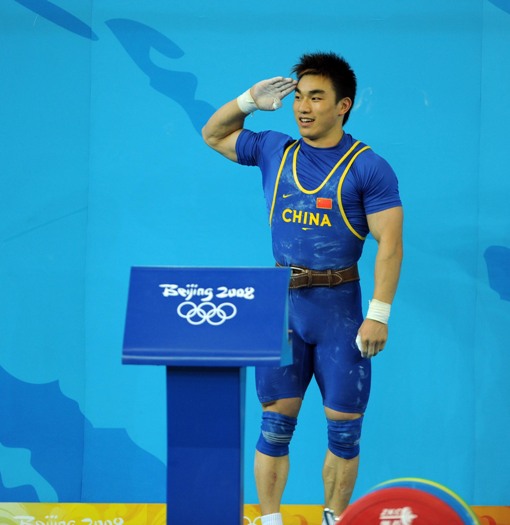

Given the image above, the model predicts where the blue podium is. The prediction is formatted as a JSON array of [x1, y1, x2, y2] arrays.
[[123, 266, 292, 525]]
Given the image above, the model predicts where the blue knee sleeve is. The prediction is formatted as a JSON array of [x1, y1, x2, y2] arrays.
[[256, 411, 297, 457], [327, 416, 363, 460]]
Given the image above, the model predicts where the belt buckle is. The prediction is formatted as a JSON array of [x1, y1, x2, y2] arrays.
[[290, 266, 308, 275]]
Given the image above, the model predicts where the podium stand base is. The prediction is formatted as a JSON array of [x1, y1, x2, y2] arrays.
[[166, 366, 246, 525]]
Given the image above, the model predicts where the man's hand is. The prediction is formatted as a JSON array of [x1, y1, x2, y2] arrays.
[[356, 318, 388, 359], [250, 76, 297, 111]]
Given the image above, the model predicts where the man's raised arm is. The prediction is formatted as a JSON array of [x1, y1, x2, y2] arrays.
[[201, 76, 297, 162]]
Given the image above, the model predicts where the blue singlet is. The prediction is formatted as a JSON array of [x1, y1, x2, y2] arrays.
[[236, 129, 401, 413]]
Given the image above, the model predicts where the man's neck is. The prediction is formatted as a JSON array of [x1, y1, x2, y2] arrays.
[[302, 129, 344, 149]]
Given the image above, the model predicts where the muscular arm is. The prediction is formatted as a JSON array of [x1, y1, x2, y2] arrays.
[[358, 206, 403, 358], [201, 99, 246, 162], [368, 206, 403, 304], [202, 76, 297, 163]]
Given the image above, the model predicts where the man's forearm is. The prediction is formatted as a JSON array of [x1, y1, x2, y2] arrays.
[[202, 77, 296, 161], [372, 242, 403, 305], [366, 206, 403, 308]]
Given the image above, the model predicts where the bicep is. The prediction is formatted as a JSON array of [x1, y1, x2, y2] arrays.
[[204, 128, 243, 163], [367, 206, 403, 244]]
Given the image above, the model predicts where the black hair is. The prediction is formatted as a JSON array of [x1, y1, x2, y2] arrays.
[[292, 52, 357, 125]]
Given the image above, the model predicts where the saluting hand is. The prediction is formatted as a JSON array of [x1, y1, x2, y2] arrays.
[[250, 76, 297, 111]]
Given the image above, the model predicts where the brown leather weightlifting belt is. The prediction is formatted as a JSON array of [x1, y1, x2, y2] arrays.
[[277, 263, 360, 289]]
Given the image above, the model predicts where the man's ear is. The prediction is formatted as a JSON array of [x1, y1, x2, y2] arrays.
[[338, 97, 353, 117]]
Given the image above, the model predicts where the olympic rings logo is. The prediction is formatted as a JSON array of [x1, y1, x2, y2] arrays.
[[176, 301, 237, 326]]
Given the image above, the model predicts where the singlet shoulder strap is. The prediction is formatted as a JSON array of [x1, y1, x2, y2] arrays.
[[293, 140, 363, 194], [337, 145, 371, 240]]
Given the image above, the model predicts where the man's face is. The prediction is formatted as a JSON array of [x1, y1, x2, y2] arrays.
[[293, 74, 351, 147]]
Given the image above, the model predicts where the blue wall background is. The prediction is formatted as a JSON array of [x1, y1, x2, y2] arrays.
[[1, 0, 509, 506]]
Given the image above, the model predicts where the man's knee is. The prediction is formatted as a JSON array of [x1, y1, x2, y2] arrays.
[[256, 411, 298, 457], [327, 415, 364, 460]]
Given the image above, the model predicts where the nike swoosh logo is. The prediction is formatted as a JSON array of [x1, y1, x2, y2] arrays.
[[283, 193, 293, 198]]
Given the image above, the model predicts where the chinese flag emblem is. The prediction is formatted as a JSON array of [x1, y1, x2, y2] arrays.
[[316, 197, 333, 210]]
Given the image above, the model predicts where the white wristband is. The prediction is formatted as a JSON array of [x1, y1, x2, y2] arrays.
[[237, 89, 258, 114], [366, 299, 391, 324]]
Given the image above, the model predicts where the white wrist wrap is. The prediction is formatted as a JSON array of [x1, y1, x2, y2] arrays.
[[366, 299, 391, 324], [237, 89, 258, 114]]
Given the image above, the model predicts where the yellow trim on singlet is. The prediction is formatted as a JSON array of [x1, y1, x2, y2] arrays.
[[292, 141, 362, 194], [337, 145, 371, 240], [269, 140, 371, 238], [269, 141, 299, 225]]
